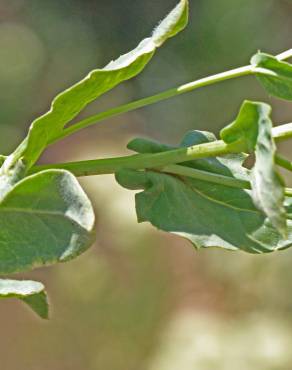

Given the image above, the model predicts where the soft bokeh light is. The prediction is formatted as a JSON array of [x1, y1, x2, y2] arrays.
[[0, 22, 45, 83]]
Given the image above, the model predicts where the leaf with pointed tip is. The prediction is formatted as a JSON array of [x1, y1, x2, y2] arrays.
[[0, 279, 48, 319], [221, 100, 286, 236], [14, 0, 188, 168], [251, 52, 292, 100], [0, 169, 95, 274], [116, 131, 292, 254], [152, 0, 189, 46]]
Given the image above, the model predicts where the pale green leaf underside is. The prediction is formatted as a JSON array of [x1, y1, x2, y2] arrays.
[[251, 52, 292, 100], [0, 169, 95, 274], [220, 100, 286, 235], [17, 0, 188, 167], [116, 131, 292, 254], [0, 279, 48, 319]]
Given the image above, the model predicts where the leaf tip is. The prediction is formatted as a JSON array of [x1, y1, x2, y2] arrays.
[[22, 288, 49, 320], [152, 0, 189, 47]]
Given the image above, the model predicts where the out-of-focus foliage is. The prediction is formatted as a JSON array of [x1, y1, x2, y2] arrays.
[[0, 0, 292, 369]]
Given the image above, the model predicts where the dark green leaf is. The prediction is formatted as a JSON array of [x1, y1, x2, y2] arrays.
[[0, 169, 95, 274], [116, 131, 292, 254], [14, 0, 189, 168], [0, 279, 48, 319], [220, 100, 286, 236], [251, 52, 292, 100]]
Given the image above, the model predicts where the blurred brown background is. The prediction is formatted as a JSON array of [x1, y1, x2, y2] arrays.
[[0, 0, 292, 369]]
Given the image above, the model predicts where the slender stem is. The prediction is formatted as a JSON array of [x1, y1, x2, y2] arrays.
[[28, 125, 292, 196], [25, 121, 292, 181], [30, 140, 242, 176], [163, 164, 292, 197], [30, 123, 292, 179], [48, 65, 255, 145], [162, 164, 251, 189], [275, 154, 292, 172], [30, 156, 292, 197], [272, 123, 292, 142], [276, 48, 292, 61], [38, 47, 292, 146]]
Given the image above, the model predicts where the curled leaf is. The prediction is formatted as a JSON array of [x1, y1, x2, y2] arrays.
[[0, 279, 48, 319], [12, 0, 189, 168], [152, 0, 189, 46], [221, 100, 287, 236], [251, 52, 292, 100]]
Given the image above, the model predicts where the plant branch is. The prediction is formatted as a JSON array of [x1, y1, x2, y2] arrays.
[[44, 48, 291, 146], [162, 164, 292, 197], [31, 140, 243, 176], [276, 48, 292, 61], [276, 154, 292, 172], [162, 164, 251, 189], [48, 65, 260, 145], [272, 123, 292, 142], [31, 157, 292, 197], [31, 123, 292, 179], [30, 128, 292, 196]]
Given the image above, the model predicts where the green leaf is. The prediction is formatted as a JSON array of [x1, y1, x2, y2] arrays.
[[0, 156, 5, 167], [0, 169, 95, 274], [116, 131, 292, 254], [152, 0, 189, 46], [251, 52, 292, 100], [0, 158, 26, 201], [220, 100, 286, 236], [220, 100, 261, 152], [0, 279, 48, 319], [14, 0, 188, 168]]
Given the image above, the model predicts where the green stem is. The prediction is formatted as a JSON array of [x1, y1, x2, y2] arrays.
[[277, 48, 292, 61], [162, 164, 251, 189], [163, 164, 292, 197], [31, 140, 242, 176], [29, 127, 292, 196], [272, 123, 292, 142], [30, 122, 292, 180], [44, 47, 291, 145], [30, 157, 292, 197], [43, 48, 289, 145], [275, 154, 292, 172], [48, 65, 256, 145]]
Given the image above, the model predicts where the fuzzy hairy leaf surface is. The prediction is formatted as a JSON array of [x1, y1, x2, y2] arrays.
[[221, 100, 286, 236], [251, 52, 292, 100], [15, 0, 188, 168], [116, 131, 292, 254], [0, 169, 95, 274], [0, 279, 48, 319]]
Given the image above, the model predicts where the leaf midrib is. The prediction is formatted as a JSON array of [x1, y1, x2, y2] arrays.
[[0, 207, 70, 218], [179, 175, 261, 215]]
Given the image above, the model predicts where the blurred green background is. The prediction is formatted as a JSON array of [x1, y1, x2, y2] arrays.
[[0, 0, 292, 369]]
